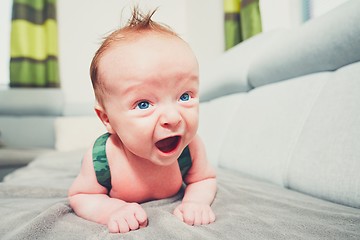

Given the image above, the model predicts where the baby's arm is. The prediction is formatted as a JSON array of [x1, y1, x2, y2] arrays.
[[68, 148, 147, 233], [173, 135, 217, 225]]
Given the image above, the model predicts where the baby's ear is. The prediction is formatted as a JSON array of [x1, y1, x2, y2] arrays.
[[94, 105, 115, 134]]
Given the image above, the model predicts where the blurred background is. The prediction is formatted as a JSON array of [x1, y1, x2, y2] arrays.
[[0, 0, 349, 108]]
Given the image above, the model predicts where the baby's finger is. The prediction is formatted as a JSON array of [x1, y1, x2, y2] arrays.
[[193, 210, 202, 226], [173, 207, 184, 222], [139, 219, 148, 228], [117, 218, 130, 233], [134, 207, 148, 228], [201, 210, 210, 225], [125, 215, 140, 230], [108, 219, 120, 233], [183, 209, 195, 226]]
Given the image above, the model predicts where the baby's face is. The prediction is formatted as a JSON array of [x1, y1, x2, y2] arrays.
[[98, 33, 199, 166]]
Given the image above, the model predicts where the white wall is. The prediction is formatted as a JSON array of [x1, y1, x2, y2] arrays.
[[0, 0, 11, 89], [58, 0, 224, 110], [260, 0, 304, 32], [260, 0, 351, 32], [311, 0, 349, 17], [185, 0, 224, 69]]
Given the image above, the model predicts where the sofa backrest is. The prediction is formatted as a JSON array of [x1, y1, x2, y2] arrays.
[[248, 0, 360, 88]]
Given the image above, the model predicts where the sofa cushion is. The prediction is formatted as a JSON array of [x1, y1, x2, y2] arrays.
[[248, 0, 360, 88], [198, 93, 246, 166], [218, 73, 327, 186], [287, 61, 360, 208]]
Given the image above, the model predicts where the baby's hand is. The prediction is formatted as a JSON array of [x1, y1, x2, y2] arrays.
[[107, 202, 148, 233], [173, 202, 215, 226]]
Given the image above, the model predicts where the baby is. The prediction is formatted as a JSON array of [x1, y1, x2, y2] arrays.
[[68, 8, 217, 234]]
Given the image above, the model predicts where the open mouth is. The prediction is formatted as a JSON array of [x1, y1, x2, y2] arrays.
[[155, 136, 181, 153]]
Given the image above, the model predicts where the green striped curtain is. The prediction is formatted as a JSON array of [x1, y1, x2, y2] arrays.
[[241, 0, 262, 41], [224, 0, 262, 50], [10, 0, 60, 88], [224, 0, 242, 50]]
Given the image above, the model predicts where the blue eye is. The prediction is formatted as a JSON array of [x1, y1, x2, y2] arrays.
[[179, 93, 190, 102], [136, 101, 150, 110]]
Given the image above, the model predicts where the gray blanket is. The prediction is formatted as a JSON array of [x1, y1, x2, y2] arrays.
[[0, 150, 359, 240]]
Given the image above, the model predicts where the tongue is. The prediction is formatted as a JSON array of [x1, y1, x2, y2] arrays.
[[155, 136, 180, 153]]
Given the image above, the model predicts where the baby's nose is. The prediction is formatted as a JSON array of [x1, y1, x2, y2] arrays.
[[159, 108, 181, 128]]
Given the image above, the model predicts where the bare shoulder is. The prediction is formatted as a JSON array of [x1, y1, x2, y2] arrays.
[[188, 134, 207, 161], [186, 135, 216, 183], [68, 146, 108, 196]]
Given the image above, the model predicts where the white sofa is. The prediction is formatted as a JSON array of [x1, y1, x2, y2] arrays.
[[198, 0, 360, 209], [0, 1, 359, 239]]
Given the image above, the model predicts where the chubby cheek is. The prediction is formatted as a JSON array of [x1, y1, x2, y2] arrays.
[[184, 109, 199, 139], [114, 116, 156, 153]]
